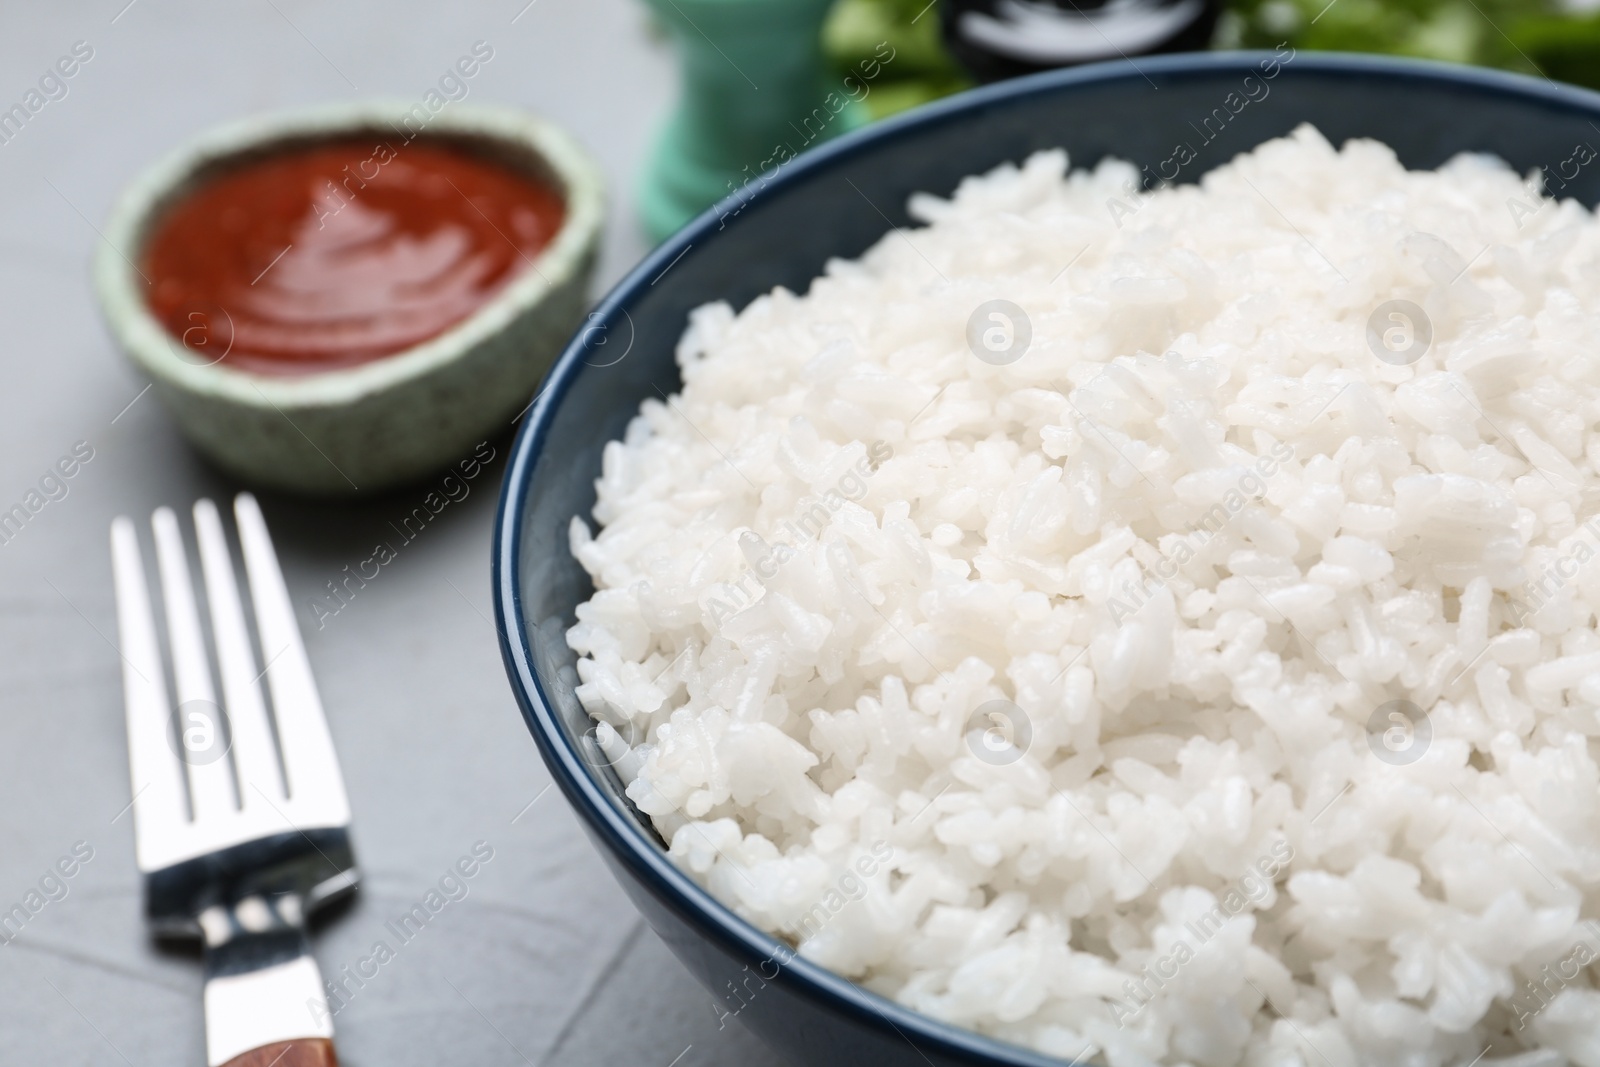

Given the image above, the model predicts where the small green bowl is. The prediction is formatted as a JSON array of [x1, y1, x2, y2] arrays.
[[94, 101, 604, 496]]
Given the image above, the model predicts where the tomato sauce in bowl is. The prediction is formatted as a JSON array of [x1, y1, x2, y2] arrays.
[[141, 138, 564, 374]]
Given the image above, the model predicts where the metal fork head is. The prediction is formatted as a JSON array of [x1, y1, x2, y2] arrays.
[[110, 493, 356, 937]]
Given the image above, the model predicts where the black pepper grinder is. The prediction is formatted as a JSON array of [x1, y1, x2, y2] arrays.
[[941, 0, 1223, 84]]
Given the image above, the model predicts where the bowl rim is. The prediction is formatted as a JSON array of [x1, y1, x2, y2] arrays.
[[93, 98, 604, 409], [494, 50, 1600, 1065]]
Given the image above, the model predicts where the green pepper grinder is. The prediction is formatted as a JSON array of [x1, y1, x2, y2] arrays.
[[639, 0, 859, 242]]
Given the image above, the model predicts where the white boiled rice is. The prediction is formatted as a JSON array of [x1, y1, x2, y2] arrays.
[[566, 124, 1600, 1065]]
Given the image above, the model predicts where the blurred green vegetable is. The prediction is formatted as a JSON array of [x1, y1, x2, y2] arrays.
[[821, 0, 1600, 123], [1222, 0, 1600, 90], [823, 0, 972, 120], [1510, 10, 1600, 90]]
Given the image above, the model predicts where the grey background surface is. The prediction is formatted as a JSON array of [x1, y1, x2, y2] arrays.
[[0, 2, 784, 1064]]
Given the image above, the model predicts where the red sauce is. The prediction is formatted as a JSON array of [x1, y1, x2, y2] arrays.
[[142, 138, 565, 374]]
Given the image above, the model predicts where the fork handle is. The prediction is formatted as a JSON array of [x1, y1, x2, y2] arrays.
[[202, 898, 337, 1067], [222, 1039, 337, 1067]]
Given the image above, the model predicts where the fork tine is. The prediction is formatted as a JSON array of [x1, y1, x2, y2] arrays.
[[233, 493, 350, 825], [110, 518, 190, 869], [193, 499, 285, 808], [151, 507, 237, 819]]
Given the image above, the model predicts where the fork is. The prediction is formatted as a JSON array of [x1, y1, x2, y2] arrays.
[[111, 493, 357, 1067]]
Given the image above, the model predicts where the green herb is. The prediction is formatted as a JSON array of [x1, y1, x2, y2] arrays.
[[1224, 0, 1600, 89], [823, 0, 972, 120], [821, 0, 1600, 123]]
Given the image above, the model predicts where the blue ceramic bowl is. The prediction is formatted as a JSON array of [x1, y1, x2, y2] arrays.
[[494, 53, 1600, 1066]]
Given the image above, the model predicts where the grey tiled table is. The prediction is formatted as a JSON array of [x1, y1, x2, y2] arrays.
[[0, 2, 783, 1064]]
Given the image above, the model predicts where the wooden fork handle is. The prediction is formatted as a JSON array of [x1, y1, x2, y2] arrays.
[[222, 1038, 337, 1067]]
